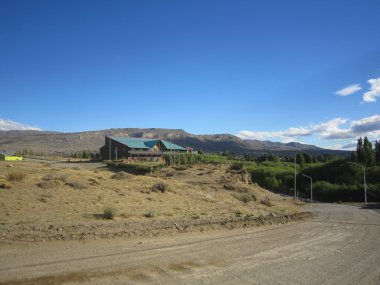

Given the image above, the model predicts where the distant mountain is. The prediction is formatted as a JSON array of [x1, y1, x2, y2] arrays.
[[0, 128, 349, 157]]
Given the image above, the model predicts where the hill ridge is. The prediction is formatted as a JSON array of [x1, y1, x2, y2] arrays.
[[0, 128, 348, 156]]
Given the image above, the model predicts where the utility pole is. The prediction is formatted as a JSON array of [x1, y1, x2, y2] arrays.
[[115, 147, 118, 160]]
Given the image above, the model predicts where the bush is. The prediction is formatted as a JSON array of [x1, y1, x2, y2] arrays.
[[260, 197, 274, 207], [224, 184, 236, 191], [173, 166, 188, 171], [190, 213, 200, 219], [43, 174, 68, 182], [7, 172, 27, 182], [144, 211, 155, 218], [152, 183, 167, 193], [229, 162, 243, 171], [0, 182, 12, 189], [236, 193, 256, 203], [103, 206, 116, 219], [37, 180, 61, 189], [107, 161, 165, 175], [111, 171, 130, 180], [88, 178, 100, 185], [66, 181, 86, 189]]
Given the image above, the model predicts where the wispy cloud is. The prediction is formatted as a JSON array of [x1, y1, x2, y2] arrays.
[[0, 118, 41, 131], [335, 84, 361, 96], [236, 114, 380, 142], [363, 77, 380, 103]]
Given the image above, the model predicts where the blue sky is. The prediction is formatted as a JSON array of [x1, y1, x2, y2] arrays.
[[1, 0, 380, 149]]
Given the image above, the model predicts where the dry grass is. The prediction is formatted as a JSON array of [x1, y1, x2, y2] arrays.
[[6, 172, 27, 182], [0, 160, 299, 225]]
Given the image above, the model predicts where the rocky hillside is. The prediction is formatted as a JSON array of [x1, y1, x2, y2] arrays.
[[0, 128, 348, 157]]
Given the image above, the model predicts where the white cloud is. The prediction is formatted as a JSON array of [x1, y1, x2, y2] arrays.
[[363, 78, 380, 103], [236, 114, 380, 142], [335, 84, 362, 96], [0, 118, 41, 131]]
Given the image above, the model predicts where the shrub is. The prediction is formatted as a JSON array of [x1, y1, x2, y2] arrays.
[[152, 183, 167, 193], [260, 197, 274, 207], [103, 206, 116, 219], [229, 162, 243, 171], [43, 174, 67, 182], [88, 178, 100, 185], [144, 211, 155, 218], [190, 213, 200, 219], [236, 193, 256, 203], [173, 166, 187, 171], [66, 181, 86, 189], [107, 161, 165, 175], [37, 180, 61, 189], [224, 184, 235, 191], [235, 186, 250, 193], [111, 171, 130, 180], [0, 183, 12, 189], [7, 172, 27, 182]]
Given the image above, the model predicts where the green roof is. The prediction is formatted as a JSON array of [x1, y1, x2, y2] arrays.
[[109, 137, 186, 151], [161, 140, 187, 151]]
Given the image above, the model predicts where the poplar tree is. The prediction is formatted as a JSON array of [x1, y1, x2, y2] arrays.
[[356, 137, 364, 163], [375, 140, 380, 165], [363, 136, 375, 166]]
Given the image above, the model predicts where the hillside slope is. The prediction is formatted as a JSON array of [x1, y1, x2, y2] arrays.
[[0, 128, 348, 156]]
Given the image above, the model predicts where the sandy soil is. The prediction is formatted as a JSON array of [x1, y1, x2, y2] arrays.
[[0, 204, 379, 284]]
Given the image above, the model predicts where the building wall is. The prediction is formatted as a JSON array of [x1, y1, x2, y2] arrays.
[[100, 137, 131, 160]]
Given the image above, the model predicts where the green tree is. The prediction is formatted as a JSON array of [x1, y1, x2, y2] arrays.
[[350, 151, 357, 162], [375, 140, 380, 165], [356, 137, 364, 163], [304, 152, 312, 164], [296, 152, 305, 165], [363, 137, 375, 167]]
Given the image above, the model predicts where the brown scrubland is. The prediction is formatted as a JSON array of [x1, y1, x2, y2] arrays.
[[0, 159, 304, 241]]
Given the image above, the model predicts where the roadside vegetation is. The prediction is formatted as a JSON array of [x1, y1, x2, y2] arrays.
[[221, 137, 380, 202], [154, 137, 380, 203]]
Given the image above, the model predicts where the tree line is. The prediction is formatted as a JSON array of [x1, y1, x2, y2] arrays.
[[351, 137, 380, 167]]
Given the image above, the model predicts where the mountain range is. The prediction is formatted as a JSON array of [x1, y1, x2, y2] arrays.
[[0, 128, 349, 157]]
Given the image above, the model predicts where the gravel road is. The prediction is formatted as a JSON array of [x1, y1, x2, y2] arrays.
[[1, 203, 380, 284]]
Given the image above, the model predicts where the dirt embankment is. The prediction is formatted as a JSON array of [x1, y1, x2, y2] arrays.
[[0, 212, 313, 242]]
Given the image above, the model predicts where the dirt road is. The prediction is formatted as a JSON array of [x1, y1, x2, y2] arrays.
[[1, 203, 380, 284]]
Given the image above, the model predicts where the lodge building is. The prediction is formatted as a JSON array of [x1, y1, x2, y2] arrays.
[[100, 136, 187, 160]]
